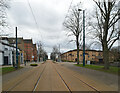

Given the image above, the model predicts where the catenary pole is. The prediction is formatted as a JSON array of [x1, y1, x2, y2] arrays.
[[83, 10, 85, 66], [16, 27, 18, 68]]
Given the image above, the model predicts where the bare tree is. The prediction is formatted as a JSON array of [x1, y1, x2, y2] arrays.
[[0, 0, 10, 36], [0, 0, 9, 26], [88, 0, 120, 69], [50, 45, 59, 61], [42, 51, 48, 61], [37, 41, 48, 62], [63, 3, 82, 64]]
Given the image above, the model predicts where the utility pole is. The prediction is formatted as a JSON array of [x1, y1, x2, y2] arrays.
[[59, 44, 61, 62], [13, 40, 15, 67], [44, 53, 45, 62], [78, 9, 85, 66], [37, 44, 40, 62], [83, 10, 85, 66], [16, 27, 18, 68]]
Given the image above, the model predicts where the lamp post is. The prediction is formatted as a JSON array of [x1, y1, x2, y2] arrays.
[[16, 27, 18, 68], [59, 44, 61, 62], [13, 40, 15, 67], [78, 9, 85, 66]]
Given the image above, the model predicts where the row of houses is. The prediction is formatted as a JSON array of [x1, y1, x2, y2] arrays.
[[0, 37, 37, 65], [61, 49, 115, 64]]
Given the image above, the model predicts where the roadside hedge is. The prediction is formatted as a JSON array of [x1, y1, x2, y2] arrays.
[[30, 64, 38, 66]]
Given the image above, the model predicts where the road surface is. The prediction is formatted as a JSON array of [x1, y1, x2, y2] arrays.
[[2, 60, 119, 93]]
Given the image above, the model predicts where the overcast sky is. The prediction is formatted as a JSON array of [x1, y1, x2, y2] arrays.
[[6, 0, 99, 57]]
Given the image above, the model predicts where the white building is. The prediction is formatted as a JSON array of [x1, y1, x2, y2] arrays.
[[0, 42, 3, 65], [0, 37, 22, 65]]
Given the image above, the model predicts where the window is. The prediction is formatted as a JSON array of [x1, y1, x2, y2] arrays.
[[5, 48, 8, 50], [85, 53, 88, 55]]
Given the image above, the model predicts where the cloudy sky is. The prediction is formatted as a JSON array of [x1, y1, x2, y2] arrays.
[[6, 0, 97, 57]]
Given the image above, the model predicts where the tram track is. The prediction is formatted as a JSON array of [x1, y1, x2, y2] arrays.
[[53, 62, 101, 93], [52, 63, 72, 93], [32, 61, 71, 92], [32, 64, 47, 92], [3, 61, 102, 93], [3, 63, 46, 93]]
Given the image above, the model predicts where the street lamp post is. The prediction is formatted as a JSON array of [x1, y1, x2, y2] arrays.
[[13, 40, 15, 67], [83, 10, 85, 66], [78, 9, 85, 66], [16, 27, 18, 68]]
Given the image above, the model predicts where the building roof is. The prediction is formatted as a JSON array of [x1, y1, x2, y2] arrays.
[[61, 49, 102, 55], [8, 37, 23, 44], [24, 39, 32, 43], [33, 44, 36, 47], [0, 41, 21, 50], [33, 44, 36, 46], [1, 37, 9, 40]]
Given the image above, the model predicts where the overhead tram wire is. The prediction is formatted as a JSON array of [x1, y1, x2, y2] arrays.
[[27, 0, 43, 41], [62, 0, 74, 42], [59, 0, 74, 52], [64, 0, 73, 20]]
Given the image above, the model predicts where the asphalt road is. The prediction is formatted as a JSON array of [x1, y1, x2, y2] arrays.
[[2, 60, 119, 93]]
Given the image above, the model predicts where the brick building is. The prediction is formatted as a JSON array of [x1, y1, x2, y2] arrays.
[[33, 44, 37, 62], [61, 49, 114, 63], [24, 39, 34, 62], [8, 37, 26, 63]]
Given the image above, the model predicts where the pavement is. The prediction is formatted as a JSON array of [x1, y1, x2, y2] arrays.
[[2, 60, 119, 92]]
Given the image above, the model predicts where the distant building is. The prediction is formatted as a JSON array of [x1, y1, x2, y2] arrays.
[[61, 49, 114, 64], [24, 39, 34, 62], [33, 44, 37, 62]]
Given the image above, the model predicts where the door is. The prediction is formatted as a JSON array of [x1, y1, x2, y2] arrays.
[[75, 58, 77, 62], [99, 59, 103, 63], [4, 56, 8, 65]]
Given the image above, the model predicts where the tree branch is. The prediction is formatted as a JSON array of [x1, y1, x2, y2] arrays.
[[93, 0, 106, 19], [108, 10, 120, 28], [108, 37, 119, 50]]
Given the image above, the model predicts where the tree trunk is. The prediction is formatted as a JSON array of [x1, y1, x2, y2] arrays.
[[76, 36, 79, 64], [103, 14, 110, 69], [103, 41, 109, 69]]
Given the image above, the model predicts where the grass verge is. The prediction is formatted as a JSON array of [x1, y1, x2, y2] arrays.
[[75, 64, 120, 75], [53, 61, 58, 64], [1, 67, 23, 75], [30, 64, 38, 66]]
